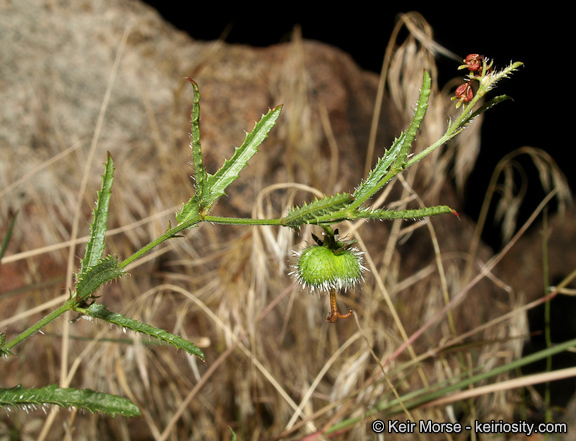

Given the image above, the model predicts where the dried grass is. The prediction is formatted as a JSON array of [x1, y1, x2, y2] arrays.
[[1, 10, 573, 441]]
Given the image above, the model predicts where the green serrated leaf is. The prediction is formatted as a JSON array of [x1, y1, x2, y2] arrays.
[[176, 193, 202, 225], [0, 384, 140, 417], [281, 193, 354, 228], [187, 78, 209, 204], [81, 152, 114, 273], [75, 255, 124, 302], [353, 133, 405, 203], [0, 333, 14, 357], [355, 205, 457, 221], [350, 71, 432, 209], [203, 105, 283, 211], [395, 70, 431, 167], [86, 303, 205, 361]]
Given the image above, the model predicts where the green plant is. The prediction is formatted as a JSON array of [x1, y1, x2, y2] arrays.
[[1, 57, 523, 419]]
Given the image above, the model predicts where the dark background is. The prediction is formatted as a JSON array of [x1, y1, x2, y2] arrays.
[[142, 3, 571, 251]]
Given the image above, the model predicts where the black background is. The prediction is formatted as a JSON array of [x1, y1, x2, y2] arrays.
[[142, 3, 571, 250]]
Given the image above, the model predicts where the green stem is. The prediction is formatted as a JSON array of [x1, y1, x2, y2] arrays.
[[118, 214, 285, 271], [118, 214, 202, 270], [4, 301, 74, 351], [404, 131, 461, 169], [349, 168, 399, 210], [4, 219, 199, 351], [203, 216, 283, 226], [542, 211, 552, 424], [405, 86, 485, 169]]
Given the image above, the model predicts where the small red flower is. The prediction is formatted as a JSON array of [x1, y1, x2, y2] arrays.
[[460, 53, 493, 75], [464, 54, 484, 72], [455, 83, 474, 102]]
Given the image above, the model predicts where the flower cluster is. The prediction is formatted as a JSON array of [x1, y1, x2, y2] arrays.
[[452, 53, 493, 108]]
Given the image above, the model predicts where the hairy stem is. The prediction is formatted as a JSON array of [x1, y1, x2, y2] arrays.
[[4, 301, 74, 351]]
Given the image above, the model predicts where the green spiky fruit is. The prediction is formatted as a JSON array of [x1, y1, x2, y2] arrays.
[[293, 243, 365, 293]]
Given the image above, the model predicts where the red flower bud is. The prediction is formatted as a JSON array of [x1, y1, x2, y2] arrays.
[[464, 54, 484, 72], [455, 83, 474, 102]]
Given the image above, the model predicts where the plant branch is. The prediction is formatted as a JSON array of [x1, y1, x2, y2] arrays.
[[3, 301, 74, 351]]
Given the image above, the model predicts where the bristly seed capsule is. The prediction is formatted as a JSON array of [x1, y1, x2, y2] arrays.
[[294, 245, 365, 293], [290, 228, 366, 322]]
